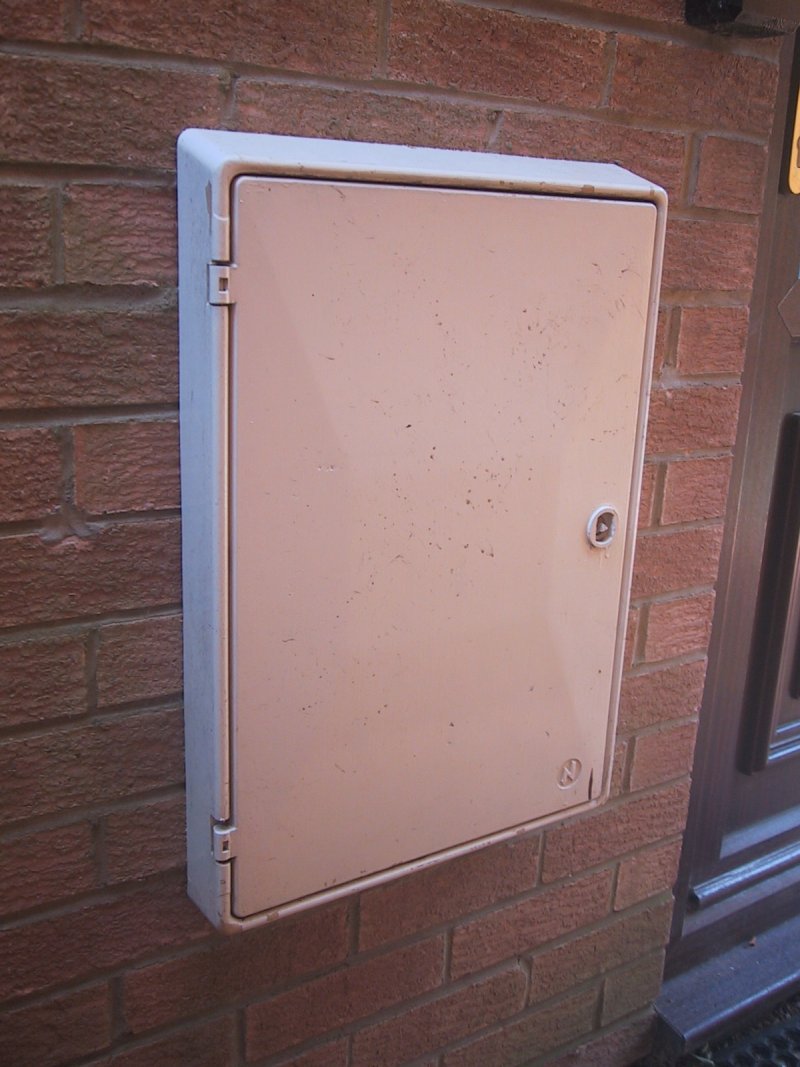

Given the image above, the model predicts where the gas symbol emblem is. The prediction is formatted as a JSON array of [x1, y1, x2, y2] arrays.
[[557, 758, 583, 789]]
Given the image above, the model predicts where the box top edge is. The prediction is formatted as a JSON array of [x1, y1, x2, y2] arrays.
[[178, 128, 666, 202]]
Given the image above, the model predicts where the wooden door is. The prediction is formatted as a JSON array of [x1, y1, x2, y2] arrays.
[[669, 30, 800, 974]]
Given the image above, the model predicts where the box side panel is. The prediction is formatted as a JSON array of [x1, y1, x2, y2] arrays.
[[178, 140, 232, 926]]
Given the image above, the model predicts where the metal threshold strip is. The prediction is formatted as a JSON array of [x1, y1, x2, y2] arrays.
[[655, 912, 800, 1060]]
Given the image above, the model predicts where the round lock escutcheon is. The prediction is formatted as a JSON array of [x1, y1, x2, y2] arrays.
[[587, 505, 619, 549]]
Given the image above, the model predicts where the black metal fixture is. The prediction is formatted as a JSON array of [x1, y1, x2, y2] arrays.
[[686, 0, 800, 35]]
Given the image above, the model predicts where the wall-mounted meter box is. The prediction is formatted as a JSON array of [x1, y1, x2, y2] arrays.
[[177, 129, 666, 931]]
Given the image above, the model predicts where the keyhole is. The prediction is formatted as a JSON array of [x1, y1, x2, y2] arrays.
[[587, 506, 618, 549]]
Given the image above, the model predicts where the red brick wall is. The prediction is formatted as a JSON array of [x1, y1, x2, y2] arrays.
[[0, 3, 779, 1064]]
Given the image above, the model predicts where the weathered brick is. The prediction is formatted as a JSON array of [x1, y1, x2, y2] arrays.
[[530, 902, 672, 1002], [277, 1041, 349, 1067], [0, 876, 208, 1004], [0, 707, 183, 823], [100, 1015, 235, 1067], [350, 967, 528, 1067], [497, 114, 686, 202], [388, 0, 608, 106], [630, 722, 698, 791], [0, 55, 225, 169], [0, 520, 181, 629], [0, 633, 86, 729], [0, 186, 53, 286], [647, 385, 741, 456], [246, 937, 444, 1060], [615, 839, 683, 911], [578, 0, 683, 19], [0, 983, 111, 1067], [610, 737, 629, 798], [632, 525, 724, 599], [5, 1, 72, 42], [547, 1014, 653, 1067], [541, 781, 690, 883], [0, 823, 94, 915], [619, 660, 706, 734], [450, 869, 612, 980], [103, 795, 185, 884], [676, 306, 749, 376], [625, 605, 640, 670], [694, 137, 768, 214], [602, 950, 665, 1024], [652, 306, 672, 380], [442, 986, 598, 1067], [96, 614, 182, 708], [0, 427, 62, 522], [63, 184, 176, 287], [639, 463, 658, 528], [359, 836, 539, 950], [74, 420, 180, 515], [83, 0, 378, 78], [663, 219, 759, 292], [234, 81, 494, 151], [611, 35, 778, 133], [643, 593, 715, 662], [662, 457, 733, 525], [125, 901, 348, 1033], [0, 309, 177, 409]]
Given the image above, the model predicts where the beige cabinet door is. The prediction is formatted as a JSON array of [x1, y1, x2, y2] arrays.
[[227, 176, 657, 919]]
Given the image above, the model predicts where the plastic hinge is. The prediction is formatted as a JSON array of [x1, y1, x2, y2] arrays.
[[208, 264, 234, 306], [212, 822, 237, 862]]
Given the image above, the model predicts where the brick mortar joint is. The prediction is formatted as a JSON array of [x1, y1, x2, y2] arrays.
[[0, 693, 184, 739], [0, 784, 187, 854], [0, 868, 191, 937], [73, 1006, 243, 1067], [0, 165, 177, 184], [616, 714, 700, 742], [526, 1004, 655, 1067], [242, 957, 528, 1052], [2, 0, 786, 63], [622, 651, 707, 679], [0, 795, 186, 860], [543, 778, 690, 835], [0, 407, 181, 432], [0, 42, 779, 143], [0, 604, 183, 647], [650, 373, 743, 388]]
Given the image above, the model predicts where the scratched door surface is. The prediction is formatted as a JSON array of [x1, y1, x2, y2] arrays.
[[228, 176, 657, 918]]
